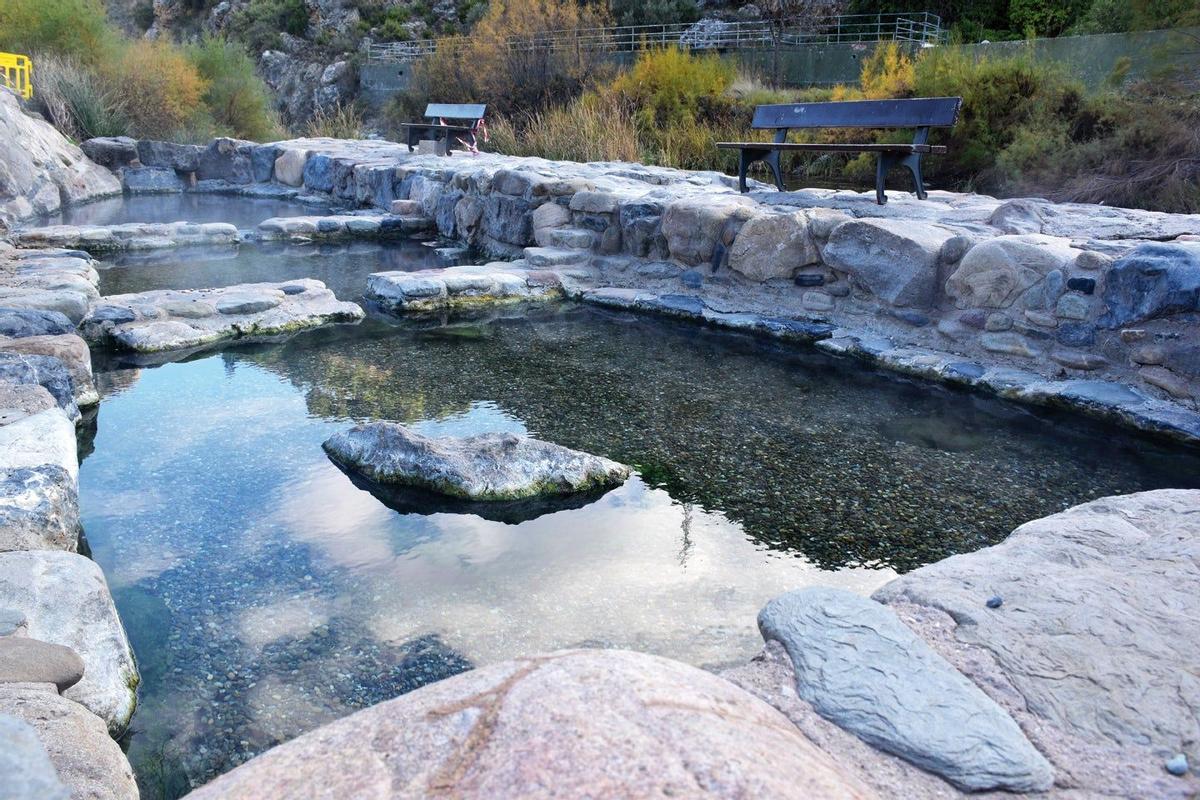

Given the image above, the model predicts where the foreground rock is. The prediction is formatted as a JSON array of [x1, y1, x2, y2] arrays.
[[0, 550, 138, 734], [875, 490, 1200, 774], [0, 353, 80, 423], [0, 89, 121, 225], [255, 212, 434, 241], [367, 264, 566, 312], [0, 464, 80, 552], [0, 248, 100, 324], [0, 713, 70, 800], [0, 334, 98, 407], [185, 649, 876, 800], [0, 684, 137, 800], [759, 587, 1052, 792], [324, 423, 631, 501], [82, 279, 364, 355]]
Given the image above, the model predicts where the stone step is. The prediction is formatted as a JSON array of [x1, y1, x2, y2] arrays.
[[523, 247, 590, 268], [546, 227, 596, 249]]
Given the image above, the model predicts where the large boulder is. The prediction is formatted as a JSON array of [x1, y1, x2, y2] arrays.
[[0, 465, 80, 552], [0, 408, 77, 477], [273, 148, 309, 187], [728, 210, 820, 281], [945, 234, 1079, 309], [0, 89, 121, 224], [197, 137, 254, 183], [80, 137, 139, 170], [0, 383, 58, 427], [759, 588, 1052, 792], [1097, 242, 1200, 328], [0, 550, 139, 734], [324, 423, 631, 501], [0, 353, 79, 423], [875, 490, 1200, 768], [137, 139, 203, 172], [184, 649, 877, 800], [822, 219, 955, 309], [0, 685, 137, 800], [662, 195, 756, 266], [0, 308, 75, 339]]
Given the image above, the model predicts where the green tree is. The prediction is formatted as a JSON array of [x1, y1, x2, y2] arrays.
[[609, 0, 699, 27]]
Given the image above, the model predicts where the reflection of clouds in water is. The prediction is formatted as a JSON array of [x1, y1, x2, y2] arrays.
[[409, 400, 527, 438], [238, 596, 333, 652], [276, 469, 894, 669]]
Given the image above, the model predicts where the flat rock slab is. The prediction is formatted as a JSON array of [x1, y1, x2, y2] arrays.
[[255, 213, 433, 241], [0, 308, 76, 339], [0, 713, 70, 800], [0, 409, 78, 480], [0, 551, 138, 735], [324, 422, 631, 501], [184, 649, 877, 800], [1, 333, 98, 407], [11, 222, 239, 254], [0, 684, 137, 800], [367, 264, 564, 312], [875, 489, 1200, 769], [759, 587, 1052, 792], [0, 637, 84, 691], [82, 279, 364, 355]]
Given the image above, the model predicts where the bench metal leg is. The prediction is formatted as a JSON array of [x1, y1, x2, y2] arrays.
[[876, 152, 928, 204], [737, 148, 781, 193]]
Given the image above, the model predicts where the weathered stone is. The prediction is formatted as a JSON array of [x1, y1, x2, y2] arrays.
[[823, 219, 954, 309], [0, 465, 79, 553], [759, 588, 1052, 792], [0, 383, 57, 428], [250, 144, 280, 182], [0, 354, 79, 423], [876, 490, 1200, 770], [569, 190, 619, 214], [183, 649, 876, 800], [1098, 242, 1200, 328], [324, 423, 631, 501], [1055, 293, 1091, 320], [988, 198, 1046, 234], [483, 194, 535, 246], [0, 713, 70, 800], [121, 166, 185, 194], [215, 292, 283, 315], [197, 137, 253, 183], [1056, 322, 1096, 348], [1139, 366, 1193, 399], [0, 550, 138, 734], [947, 235, 1079, 309], [0, 637, 84, 691], [273, 148, 309, 187], [662, 196, 755, 266], [1023, 309, 1058, 328], [0, 90, 121, 225], [1074, 250, 1112, 271], [1066, 276, 1096, 294], [803, 291, 834, 312], [136, 140, 203, 172], [0, 684, 137, 800], [531, 202, 571, 246], [728, 211, 819, 281], [1050, 349, 1107, 371], [0, 308, 75, 339], [1, 334, 97, 407], [980, 332, 1037, 358], [80, 136, 139, 170]]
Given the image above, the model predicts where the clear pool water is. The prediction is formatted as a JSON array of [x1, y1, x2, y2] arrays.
[[63, 198, 1200, 797]]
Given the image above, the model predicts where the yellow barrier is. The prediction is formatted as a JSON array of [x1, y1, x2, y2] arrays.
[[0, 52, 33, 100]]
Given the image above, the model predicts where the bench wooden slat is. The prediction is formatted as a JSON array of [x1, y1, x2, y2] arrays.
[[751, 97, 960, 130], [717, 142, 948, 154]]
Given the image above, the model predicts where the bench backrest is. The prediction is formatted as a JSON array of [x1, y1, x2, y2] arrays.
[[751, 97, 961, 130], [424, 103, 486, 121]]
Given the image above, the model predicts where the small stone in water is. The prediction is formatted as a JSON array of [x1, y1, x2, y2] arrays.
[[1165, 754, 1188, 776], [986, 595, 1003, 609]]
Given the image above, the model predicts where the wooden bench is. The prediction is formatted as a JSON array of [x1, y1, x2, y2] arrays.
[[717, 97, 962, 204], [400, 103, 487, 154]]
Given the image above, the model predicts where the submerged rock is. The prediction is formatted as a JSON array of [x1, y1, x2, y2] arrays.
[[758, 587, 1053, 792], [82, 279, 364, 356], [183, 649, 876, 800], [323, 422, 631, 501]]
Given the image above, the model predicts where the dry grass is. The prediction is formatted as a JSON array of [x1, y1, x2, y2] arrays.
[[304, 102, 366, 139], [489, 98, 641, 163]]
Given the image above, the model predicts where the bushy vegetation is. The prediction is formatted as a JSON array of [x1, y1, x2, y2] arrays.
[[304, 102, 367, 139], [227, 0, 310, 53], [610, 0, 699, 27], [1, 0, 280, 143]]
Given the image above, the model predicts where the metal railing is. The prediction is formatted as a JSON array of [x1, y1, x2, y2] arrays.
[[367, 12, 943, 63], [0, 52, 33, 100]]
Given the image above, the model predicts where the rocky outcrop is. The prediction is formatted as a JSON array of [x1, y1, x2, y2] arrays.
[[758, 587, 1052, 792], [324, 423, 631, 501], [184, 649, 877, 800], [0, 550, 139, 735], [0, 89, 121, 225], [874, 490, 1200, 773], [82, 279, 364, 356]]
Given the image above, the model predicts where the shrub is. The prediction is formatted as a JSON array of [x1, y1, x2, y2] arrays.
[[304, 102, 366, 139], [1007, 0, 1090, 36], [858, 42, 915, 99], [30, 54, 129, 141], [0, 0, 117, 64], [229, 0, 309, 53], [490, 96, 642, 162], [188, 37, 282, 141], [409, 0, 613, 117], [610, 0, 699, 27], [111, 40, 209, 139]]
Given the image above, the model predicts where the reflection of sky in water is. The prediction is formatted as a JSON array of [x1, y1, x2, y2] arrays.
[[82, 355, 887, 797]]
